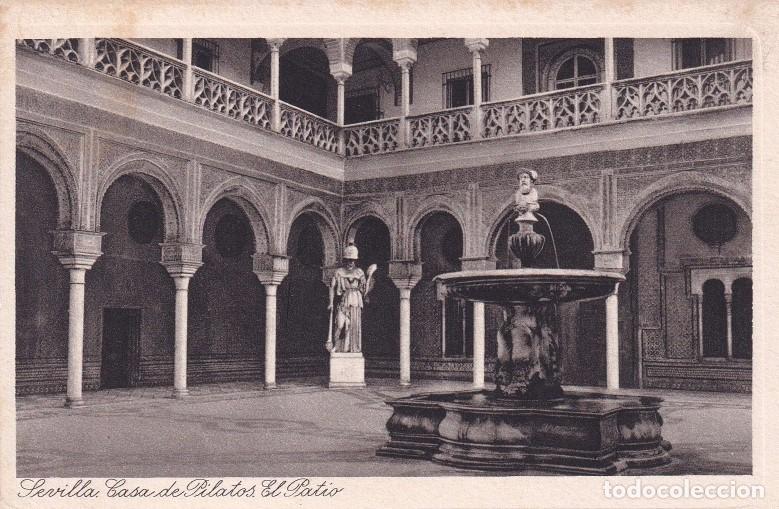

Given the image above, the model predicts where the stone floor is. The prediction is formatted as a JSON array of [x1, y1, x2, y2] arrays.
[[16, 379, 752, 477]]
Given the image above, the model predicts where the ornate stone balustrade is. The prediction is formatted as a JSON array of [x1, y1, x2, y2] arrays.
[[193, 69, 273, 131], [18, 39, 752, 157], [614, 60, 752, 120], [279, 102, 339, 154], [18, 39, 80, 63], [408, 106, 472, 147], [343, 118, 401, 156], [481, 84, 603, 139], [94, 38, 185, 100]]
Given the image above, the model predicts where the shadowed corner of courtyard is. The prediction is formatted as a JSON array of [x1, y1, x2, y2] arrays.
[[16, 378, 751, 478]]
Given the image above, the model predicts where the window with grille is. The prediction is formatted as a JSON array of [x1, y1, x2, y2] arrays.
[[442, 64, 491, 108], [673, 38, 733, 70], [177, 39, 219, 73]]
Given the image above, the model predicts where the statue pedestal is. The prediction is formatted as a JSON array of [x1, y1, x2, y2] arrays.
[[328, 352, 366, 388]]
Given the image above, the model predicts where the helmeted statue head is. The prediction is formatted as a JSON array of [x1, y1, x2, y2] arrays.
[[343, 243, 359, 261]]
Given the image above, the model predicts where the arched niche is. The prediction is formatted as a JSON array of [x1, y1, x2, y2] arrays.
[[280, 45, 334, 119], [278, 212, 330, 372], [17, 131, 78, 229], [188, 198, 265, 384], [88, 174, 177, 389], [410, 211, 466, 360], [348, 215, 398, 359], [15, 151, 71, 375], [96, 157, 184, 244]]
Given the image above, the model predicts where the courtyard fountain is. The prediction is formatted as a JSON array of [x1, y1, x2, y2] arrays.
[[377, 170, 671, 474]]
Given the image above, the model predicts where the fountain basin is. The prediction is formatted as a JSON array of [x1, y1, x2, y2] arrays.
[[377, 390, 672, 474], [435, 268, 625, 304]]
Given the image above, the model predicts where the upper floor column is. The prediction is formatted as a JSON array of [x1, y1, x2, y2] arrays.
[[266, 38, 286, 132], [464, 38, 489, 140], [392, 39, 418, 149], [324, 38, 355, 154]]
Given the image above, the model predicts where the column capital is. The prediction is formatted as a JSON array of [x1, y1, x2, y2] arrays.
[[253, 253, 289, 285], [392, 38, 418, 65], [51, 229, 104, 271], [593, 248, 630, 274], [388, 260, 423, 290], [394, 56, 416, 70], [330, 63, 352, 83], [160, 242, 203, 278], [266, 38, 286, 51], [464, 38, 489, 54], [459, 256, 497, 271]]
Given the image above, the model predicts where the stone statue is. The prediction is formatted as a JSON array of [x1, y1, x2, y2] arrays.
[[510, 169, 545, 267], [325, 243, 376, 353], [513, 169, 540, 223]]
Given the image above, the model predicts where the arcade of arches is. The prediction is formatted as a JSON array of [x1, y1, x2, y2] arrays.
[[15, 142, 753, 401]]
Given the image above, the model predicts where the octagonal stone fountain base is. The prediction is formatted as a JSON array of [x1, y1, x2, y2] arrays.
[[377, 390, 672, 475]]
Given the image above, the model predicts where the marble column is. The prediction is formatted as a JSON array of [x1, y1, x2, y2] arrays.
[[267, 38, 285, 132], [52, 230, 104, 408], [171, 275, 192, 398], [605, 287, 620, 390], [464, 39, 489, 139], [254, 254, 289, 389], [594, 250, 628, 390], [389, 261, 422, 386], [162, 243, 203, 399], [181, 38, 193, 102], [725, 292, 734, 359], [472, 301, 485, 390]]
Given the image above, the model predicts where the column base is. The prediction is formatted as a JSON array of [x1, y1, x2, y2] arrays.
[[329, 353, 366, 388], [173, 388, 190, 399], [264, 382, 277, 390], [400, 381, 412, 387], [64, 397, 84, 408]]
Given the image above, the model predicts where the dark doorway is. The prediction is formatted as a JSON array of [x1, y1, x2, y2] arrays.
[[101, 308, 141, 389]]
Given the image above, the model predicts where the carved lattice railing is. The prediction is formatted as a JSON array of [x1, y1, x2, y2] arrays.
[[481, 84, 603, 139], [17, 39, 81, 62], [94, 38, 185, 99], [614, 60, 753, 120], [279, 102, 339, 153], [343, 118, 400, 156], [408, 106, 472, 147], [193, 69, 273, 131]]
